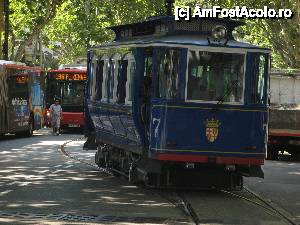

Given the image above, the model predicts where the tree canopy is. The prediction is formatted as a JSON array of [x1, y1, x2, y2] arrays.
[[7, 0, 300, 69]]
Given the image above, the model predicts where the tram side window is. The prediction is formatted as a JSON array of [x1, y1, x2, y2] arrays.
[[96, 60, 104, 100], [112, 55, 121, 103], [102, 58, 109, 101], [127, 61, 136, 102], [91, 60, 97, 100], [252, 54, 267, 104], [108, 60, 115, 102], [156, 49, 179, 99], [117, 60, 128, 104], [124, 54, 136, 104], [88, 62, 93, 98], [187, 51, 245, 103]]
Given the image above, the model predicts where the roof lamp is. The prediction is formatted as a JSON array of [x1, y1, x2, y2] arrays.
[[212, 25, 227, 40]]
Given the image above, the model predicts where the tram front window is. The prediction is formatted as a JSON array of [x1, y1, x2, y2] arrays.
[[251, 54, 268, 104], [187, 51, 245, 103], [157, 49, 179, 99]]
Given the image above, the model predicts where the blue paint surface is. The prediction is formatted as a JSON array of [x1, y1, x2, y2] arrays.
[[149, 101, 267, 158]]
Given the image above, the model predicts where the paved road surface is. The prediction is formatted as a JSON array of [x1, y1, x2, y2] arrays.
[[245, 156, 300, 224], [0, 129, 299, 225]]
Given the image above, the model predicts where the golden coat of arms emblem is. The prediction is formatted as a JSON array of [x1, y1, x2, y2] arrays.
[[205, 118, 221, 142]]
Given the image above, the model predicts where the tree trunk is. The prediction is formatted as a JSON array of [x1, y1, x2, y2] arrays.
[[12, 0, 65, 62]]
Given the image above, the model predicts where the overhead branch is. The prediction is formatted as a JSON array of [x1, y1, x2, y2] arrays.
[[13, 0, 65, 62]]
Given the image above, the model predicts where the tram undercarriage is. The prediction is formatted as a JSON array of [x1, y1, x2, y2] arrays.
[[94, 143, 244, 190]]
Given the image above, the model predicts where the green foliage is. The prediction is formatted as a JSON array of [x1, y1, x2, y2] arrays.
[[42, 0, 165, 64], [176, 0, 300, 69], [10, 0, 65, 61], [9, 0, 299, 69]]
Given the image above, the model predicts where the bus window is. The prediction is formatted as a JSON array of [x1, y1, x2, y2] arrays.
[[63, 82, 84, 105], [8, 72, 29, 99], [186, 51, 245, 103], [46, 70, 86, 113], [156, 49, 179, 99]]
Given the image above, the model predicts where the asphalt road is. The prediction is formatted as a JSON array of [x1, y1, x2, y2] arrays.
[[0, 129, 186, 225], [245, 155, 300, 225], [0, 129, 298, 225]]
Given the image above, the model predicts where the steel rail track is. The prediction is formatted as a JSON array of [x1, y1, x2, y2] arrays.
[[60, 139, 297, 225], [175, 192, 200, 225], [60, 138, 199, 225], [59, 137, 113, 175], [220, 188, 297, 225]]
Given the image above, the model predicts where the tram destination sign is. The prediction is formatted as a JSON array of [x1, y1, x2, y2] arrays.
[[53, 73, 87, 81]]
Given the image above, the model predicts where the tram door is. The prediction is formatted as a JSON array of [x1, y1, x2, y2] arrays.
[[141, 49, 153, 141]]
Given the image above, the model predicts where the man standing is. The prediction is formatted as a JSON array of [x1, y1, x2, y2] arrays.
[[50, 99, 62, 135]]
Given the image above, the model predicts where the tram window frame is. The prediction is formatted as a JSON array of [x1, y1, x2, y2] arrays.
[[111, 53, 122, 103], [155, 48, 180, 99], [101, 55, 109, 102], [117, 59, 128, 104], [124, 53, 136, 105], [107, 58, 114, 102], [251, 53, 269, 104], [185, 49, 246, 104], [91, 57, 98, 100], [95, 59, 104, 101], [87, 62, 92, 98], [141, 49, 153, 102]]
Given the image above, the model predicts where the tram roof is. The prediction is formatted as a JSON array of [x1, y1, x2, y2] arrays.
[[108, 15, 244, 31], [91, 34, 271, 52], [108, 16, 244, 40], [91, 16, 269, 52]]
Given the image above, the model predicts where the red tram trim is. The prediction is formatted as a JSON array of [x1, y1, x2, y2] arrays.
[[156, 154, 264, 165], [216, 157, 264, 165]]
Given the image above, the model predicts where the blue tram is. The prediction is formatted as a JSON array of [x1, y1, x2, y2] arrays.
[[84, 15, 270, 189]]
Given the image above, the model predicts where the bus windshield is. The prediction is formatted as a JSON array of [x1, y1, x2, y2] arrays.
[[48, 81, 85, 106], [8, 75, 29, 98]]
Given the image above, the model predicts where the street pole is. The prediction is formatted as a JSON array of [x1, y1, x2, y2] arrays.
[[3, 0, 9, 60]]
